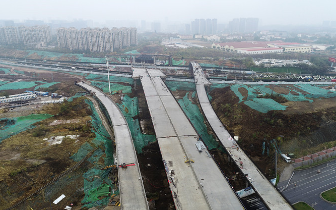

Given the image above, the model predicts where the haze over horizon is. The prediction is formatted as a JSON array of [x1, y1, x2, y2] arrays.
[[1, 0, 335, 26]]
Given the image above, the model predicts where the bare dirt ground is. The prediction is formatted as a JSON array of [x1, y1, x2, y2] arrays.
[[210, 86, 336, 178]]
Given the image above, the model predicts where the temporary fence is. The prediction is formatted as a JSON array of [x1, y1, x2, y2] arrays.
[[0, 114, 53, 143], [178, 92, 219, 150]]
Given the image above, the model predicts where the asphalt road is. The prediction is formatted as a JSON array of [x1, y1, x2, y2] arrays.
[[278, 159, 336, 210]]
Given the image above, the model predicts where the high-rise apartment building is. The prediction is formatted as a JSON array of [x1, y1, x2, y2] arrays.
[[0, 25, 51, 47], [212, 19, 217, 34], [56, 27, 137, 52], [151, 22, 161, 33], [229, 18, 258, 33]]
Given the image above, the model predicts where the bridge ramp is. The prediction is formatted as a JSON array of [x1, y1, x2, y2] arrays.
[[77, 82, 148, 210], [191, 61, 293, 210]]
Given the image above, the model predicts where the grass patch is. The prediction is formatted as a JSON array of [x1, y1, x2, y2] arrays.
[[293, 202, 314, 210], [321, 187, 336, 203]]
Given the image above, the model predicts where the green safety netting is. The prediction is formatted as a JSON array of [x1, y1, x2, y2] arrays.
[[164, 59, 186, 66], [34, 82, 59, 90], [228, 84, 336, 113], [67, 93, 87, 102], [0, 68, 12, 74], [76, 54, 106, 63], [26, 50, 107, 63], [27, 50, 66, 58], [209, 83, 230, 91], [0, 80, 10, 86], [14, 70, 25, 75], [0, 81, 37, 91], [117, 95, 156, 153], [91, 81, 132, 94], [178, 93, 218, 150], [0, 114, 53, 143], [124, 50, 140, 55], [165, 80, 196, 91], [244, 98, 287, 113], [200, 63, 219, 68], [71, 142, 94, 162], [70, 99, 114, 208], [86, 74, 134, 84]]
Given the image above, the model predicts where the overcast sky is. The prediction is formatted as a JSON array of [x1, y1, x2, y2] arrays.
[[0, 0, 334, 26]]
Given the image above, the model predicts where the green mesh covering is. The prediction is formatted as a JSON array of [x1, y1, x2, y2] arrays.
[[117, 95, 156, 153], [124, 50, 140, 55], [26, 50, 106, 63], [200, 63, 219, 68], [67, 92, 87, 102], [165, 80, 196, 91], [244, 98, 287, 113], [0, 114, 53, 143], [226, 84, 336, 113], [76, 54, 106, 63], [91, 81, 132, 94], [0, 80, 10, 86], [70, 99, 114, 208], [178, 93, 218, 150], [210, 83, 230, 91], [86, 74, 134, 84], [14, 70, 25, 75], [0, 68, 12, 74], [0, 81, 37, 90], [71, 142, 94, 162], [34, 82, 59, 90], [164, 59, 186, 66]]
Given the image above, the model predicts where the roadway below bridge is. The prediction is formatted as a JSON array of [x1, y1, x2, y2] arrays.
[[191, 61, 293, 210], [77, 82, 148, 210], [278, 159, 336, 210], [133, 68, 244, 210]]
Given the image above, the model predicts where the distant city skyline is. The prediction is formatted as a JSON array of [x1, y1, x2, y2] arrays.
[[1, 0, 336, 26]]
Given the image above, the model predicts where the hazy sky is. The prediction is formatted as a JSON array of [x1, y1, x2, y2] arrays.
[[0, 0, 334, 25]]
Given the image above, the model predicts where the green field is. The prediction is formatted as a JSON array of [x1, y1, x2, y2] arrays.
[[293, 202, 314, 210], [321, 187, 336, 202], [251, 67, 308, 74]]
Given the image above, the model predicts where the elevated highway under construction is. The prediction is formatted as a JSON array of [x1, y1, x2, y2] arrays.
[[77, 82, 148, 210], [133, 68, 244, 210], [191, 61, 293, 210]]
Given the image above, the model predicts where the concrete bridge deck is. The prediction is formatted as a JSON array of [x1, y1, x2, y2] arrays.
[[77, 82, 148, 210], [191, 61, 293, 210], [133, 68, 244, 210]]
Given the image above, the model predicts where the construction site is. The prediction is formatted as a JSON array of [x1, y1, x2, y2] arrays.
[[1, 55, 336, 210]]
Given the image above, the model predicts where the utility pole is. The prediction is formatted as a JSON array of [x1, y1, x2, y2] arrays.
[[275, 144, 277, 179], [106, 57, 111, 94]]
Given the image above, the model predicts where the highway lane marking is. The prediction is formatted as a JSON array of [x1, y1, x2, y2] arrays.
[[285, 179, 336, 200], [286, 175, 336, 191]]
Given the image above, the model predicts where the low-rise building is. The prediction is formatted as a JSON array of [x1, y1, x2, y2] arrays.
[[237, 47, 283, 54]]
